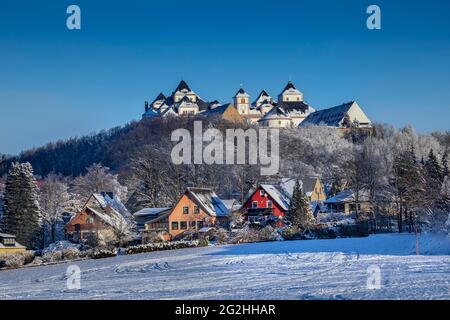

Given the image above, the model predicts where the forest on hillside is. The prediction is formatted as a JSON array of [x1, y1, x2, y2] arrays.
[[0, 116, 449, 235]]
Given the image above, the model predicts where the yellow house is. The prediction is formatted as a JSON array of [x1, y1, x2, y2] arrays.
[[0, 233, 26, 255], [144, 187, 230, 240], [280, 176, 326, 203]]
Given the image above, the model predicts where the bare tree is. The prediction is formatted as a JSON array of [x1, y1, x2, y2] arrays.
[[39, 173, 70, 244], [71, 163, 128, 202]]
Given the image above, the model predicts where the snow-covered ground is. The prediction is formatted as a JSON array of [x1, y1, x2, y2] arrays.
[[0, 234, 449, 300]]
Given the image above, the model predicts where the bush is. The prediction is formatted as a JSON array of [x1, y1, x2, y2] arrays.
[[90, 248, 118, 259], [126, 240, 201, 255], [146, 231, 167, 243], [62, 248, 82, 260], [337, 222, 369, 238], [230, 224, 262, 244], [212, 228, 229, 243], [281, 226, 301, 240], [42, 251, 63, 263], [259, 226, 281, 241], [0, 250, 35, 269]]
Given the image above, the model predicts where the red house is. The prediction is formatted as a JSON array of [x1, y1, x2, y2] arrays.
[[242, 184, 290, 224]]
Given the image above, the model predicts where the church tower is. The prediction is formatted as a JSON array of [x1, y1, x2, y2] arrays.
[[233, 87, 250, 115]]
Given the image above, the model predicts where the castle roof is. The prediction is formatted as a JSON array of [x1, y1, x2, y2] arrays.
[[174, 80, 191, 93], [299, 101, 370, 128], [234, 88, 249, 97], [258, 106, 291, 121]]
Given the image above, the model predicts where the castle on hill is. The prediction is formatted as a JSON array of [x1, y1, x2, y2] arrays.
[[142, 80, 372, 129]]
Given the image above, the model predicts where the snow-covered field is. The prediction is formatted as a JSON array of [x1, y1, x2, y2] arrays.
[[1, 234, 449, 300]]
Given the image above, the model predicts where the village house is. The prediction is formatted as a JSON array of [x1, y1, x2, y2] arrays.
[[65, 192, 131, 244], [324, 189, 372, 215], [133, 207, 172, 232], [242, 177, 326, 223], [0, 233, 26, 255], [242, 184, 290, 224], [280, 177, 326, 203], [141, 187, 230, 241]]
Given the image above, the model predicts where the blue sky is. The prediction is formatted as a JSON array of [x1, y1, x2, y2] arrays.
[[0, 0, 449, 155]]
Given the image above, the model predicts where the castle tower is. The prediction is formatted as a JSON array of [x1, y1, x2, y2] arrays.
[[278, 81, 303, 103], [233, 87, 250, 115]]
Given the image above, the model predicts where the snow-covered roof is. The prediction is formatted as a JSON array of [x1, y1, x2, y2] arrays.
[[258, 106, 291, 121], [278, 101, 314, 116], [259, 184, 290, 211], [161, 105, 178, 117], [252, 90, 272, 106], [222, 199, 241, 212], [92, 193, 131, 218], [133, 207, 171, 217], [324, 189, 370, 204], [280, 177, 319, 197], [187, 187, 230, 217], [299, 101, 371, 128], [86, 206, 128, 230], [234, 88, 249, 97], [174, 80, 192, 93], [77, 192, 132, 231]]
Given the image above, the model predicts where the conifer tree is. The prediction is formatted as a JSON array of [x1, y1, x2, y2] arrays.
[[286, 180, 315, 230], [2, 162, 41, 249], [442, 150, 449, 178]]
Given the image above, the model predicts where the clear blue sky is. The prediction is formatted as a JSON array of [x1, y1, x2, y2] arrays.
[[1, 0, 449, 155]]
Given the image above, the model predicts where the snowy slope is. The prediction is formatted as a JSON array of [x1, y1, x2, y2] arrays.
[[0, 234, 449, 300]]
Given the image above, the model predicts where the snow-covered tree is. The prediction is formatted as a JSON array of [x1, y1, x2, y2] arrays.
[[2, 162, 42, 249], [71, 163, 128, 203], [442, 150, 449, 178], [39, 173, 70, 245], [286, 180, 315, 230]]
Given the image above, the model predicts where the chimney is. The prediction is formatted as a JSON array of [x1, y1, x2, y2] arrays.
[[145, 101, 149, 112]]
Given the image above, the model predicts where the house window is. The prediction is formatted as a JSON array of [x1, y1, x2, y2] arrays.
[[190, 221, 196, 228], [252, 201, 258, 209], [183, 206, 189, 214], [267, 200, 273, 208], [260, 190, 265, 196], [194, 206, 200, 214], [180, 221, 187, 230], [87, 216, 94, 224], [171, 221, 179, 230], [197, 221, 204, 229], [240, 98, 246, 103]]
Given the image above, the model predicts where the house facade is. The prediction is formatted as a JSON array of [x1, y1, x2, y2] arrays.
[[242, 184, 290, 224], [65, 192, 131, 243], [0, 233, 26, 255], [324, 189, 372, 215], [280, 177, 326, 202], [142, 187, 229, 240]]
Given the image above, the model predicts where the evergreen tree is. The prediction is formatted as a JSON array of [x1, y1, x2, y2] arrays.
[[2, 162, 41, 249], [393, 144, 425, 233], [286, 180, 315, 230], [442, 150, 449, 178], [424, 149, 443, 183]]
